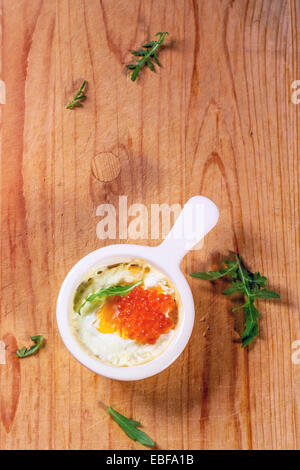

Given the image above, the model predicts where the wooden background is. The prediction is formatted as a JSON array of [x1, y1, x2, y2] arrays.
[[0, 0, 299, 450]]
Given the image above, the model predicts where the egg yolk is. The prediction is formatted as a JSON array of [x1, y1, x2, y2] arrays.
[[96, 286, 177, 344]]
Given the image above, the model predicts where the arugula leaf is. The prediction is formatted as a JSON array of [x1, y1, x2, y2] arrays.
[[222, 281, 245, 295], [241, 300, 259, 343], [252, 272, 268, 286], [66, 80, 87, 109], [16, 335, 44, 358], [252, 289, 280, 299], [77, 281, 142, 315], [190, 254, 280, 348], [107, 406, 154, 447], [126, 32, 168, 82], [190, 259, 238, 280]]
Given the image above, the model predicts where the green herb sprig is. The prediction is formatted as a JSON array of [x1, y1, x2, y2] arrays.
[[107, 406, 154, 447], [66, 80, 87, 109], [126, 32, 169, 81], [190, 254, 280, 347], [77, 281, 142, 315], [16, 335, 44, 358]]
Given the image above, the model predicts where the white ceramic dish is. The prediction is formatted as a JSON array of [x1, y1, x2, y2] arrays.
[[56, 196, 219, 381]]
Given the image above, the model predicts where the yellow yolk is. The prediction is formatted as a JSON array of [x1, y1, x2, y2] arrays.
[[97, 298, 120, 335]]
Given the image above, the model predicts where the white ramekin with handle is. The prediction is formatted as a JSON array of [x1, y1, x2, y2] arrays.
[[56, 196, 219, 381]]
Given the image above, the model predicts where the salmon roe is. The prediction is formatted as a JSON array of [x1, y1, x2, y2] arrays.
[[97, 286, 177, 344]]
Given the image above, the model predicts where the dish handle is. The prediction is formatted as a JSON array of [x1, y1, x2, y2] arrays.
[[155, 196, 219, 267]]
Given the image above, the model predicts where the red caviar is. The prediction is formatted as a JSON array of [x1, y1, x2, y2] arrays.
[[97, 286, 177, 344]]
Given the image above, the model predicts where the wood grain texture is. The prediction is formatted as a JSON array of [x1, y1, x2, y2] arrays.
[[91, 152, 121, 182], [0, 0, 299, 450]]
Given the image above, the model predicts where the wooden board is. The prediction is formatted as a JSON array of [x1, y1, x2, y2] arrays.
[[0, 0, 299, 450]]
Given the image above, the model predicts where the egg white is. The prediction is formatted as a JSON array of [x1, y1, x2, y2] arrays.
[[71, 261, 180, 367]]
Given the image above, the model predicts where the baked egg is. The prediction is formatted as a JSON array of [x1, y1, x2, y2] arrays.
[[71, 260, 181, 367]]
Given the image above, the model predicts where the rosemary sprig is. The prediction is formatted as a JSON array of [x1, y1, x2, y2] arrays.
[[107, 406, 155, 447], [65, 80, 87, 109], [126, 32, 169, 81], [16, 335, 44, 358], [190, 254, 280, 347]]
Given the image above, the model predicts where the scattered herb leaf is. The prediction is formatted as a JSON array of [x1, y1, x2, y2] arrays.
[[190, 254, 280, 347], [66, 80, 87, 109], [126, 32, 169, 81], [77, 281, 142, 315], [107, 406, 155, 447], [16, 335, 44, 358]]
